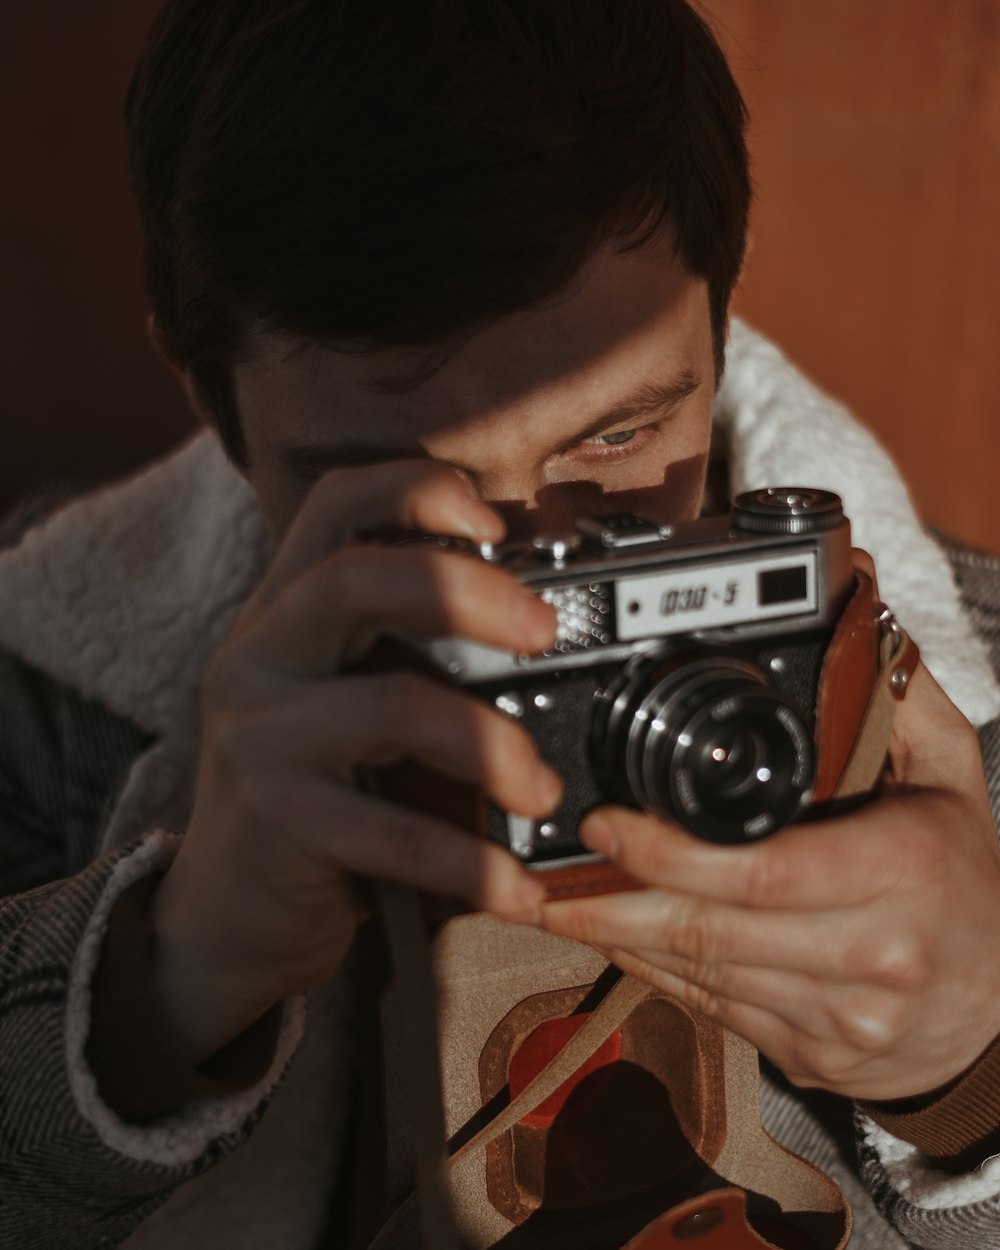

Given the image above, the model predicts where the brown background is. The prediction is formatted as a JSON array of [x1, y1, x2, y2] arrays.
[[2, 1, 998, 551]]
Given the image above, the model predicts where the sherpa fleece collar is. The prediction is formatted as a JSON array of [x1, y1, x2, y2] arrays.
[[0, 320, 996, 852]]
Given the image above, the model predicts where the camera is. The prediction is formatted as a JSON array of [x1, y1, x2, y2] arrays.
[[411, 487, 885, 872]]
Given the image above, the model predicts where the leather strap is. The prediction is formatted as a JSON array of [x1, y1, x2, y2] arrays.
[[376, 881, 460, 1250], [834, 607, 919, 799], [621, 1188, 775, 1248]]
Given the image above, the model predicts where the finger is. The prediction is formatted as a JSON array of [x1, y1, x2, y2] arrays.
[[240, 543, 557, 674], [251, 460, 506, 614], [539, 887, 915, 984], [616, 947, 902, 1054], [577, 800, 916, 910], [600, 944, 808, 1073], [607, 946, 825, 1042], [247, 671, 563, 818], [270, 772, 545, 917]]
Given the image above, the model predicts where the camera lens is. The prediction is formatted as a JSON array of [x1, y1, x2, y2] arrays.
[[593, 654, 815, 844], [704, 725, 764, 798]]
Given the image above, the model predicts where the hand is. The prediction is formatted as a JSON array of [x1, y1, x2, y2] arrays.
[[148, 460, 559, 1066], [538, 661, 1000, 1101]]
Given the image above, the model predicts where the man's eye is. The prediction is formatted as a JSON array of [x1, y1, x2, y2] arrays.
[[587, 428, 637, 446]]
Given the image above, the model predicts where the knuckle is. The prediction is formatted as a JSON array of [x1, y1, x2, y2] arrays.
[[682, 982, 724, 1019], [382, 808, 441, 878], [786, 1039, 853, 1089], [410, 458, 466, 499], [676, 953, 722, 992], [204, 711, 283, 830], [781, 1037, 821, 1083], [550, 906, 606, 948], [385, 670, 436, 724], [783, 1069, 820, 1090], [742, 851, 785, 909], [679, 957, 733, 1013], [320, 545, 369, 595], [671, 904, 724, 964], [853, 936, 929, 993], [833, 1002, 901, 1054], [630, 836, 671, 884], [441, 543, 491, 596], [210, 708, 265, 776]]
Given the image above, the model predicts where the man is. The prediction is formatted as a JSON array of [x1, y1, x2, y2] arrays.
[[2, 2, 1000, 1247]]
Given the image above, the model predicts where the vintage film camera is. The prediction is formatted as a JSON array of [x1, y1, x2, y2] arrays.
[[411, 487, 913, 886]]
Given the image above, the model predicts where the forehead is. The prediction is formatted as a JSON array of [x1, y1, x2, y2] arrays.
[[236, 236, 710, 457]]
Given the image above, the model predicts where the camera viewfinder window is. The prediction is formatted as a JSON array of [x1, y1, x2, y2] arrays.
[[757, 564, 809, 607]]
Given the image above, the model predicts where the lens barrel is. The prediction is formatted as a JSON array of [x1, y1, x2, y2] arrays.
[[594, 654, 816, 843]]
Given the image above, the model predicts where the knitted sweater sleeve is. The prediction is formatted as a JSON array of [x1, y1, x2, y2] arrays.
[[0, 648, 303, 1249], [0, 837, 304, 1249], [852, 541, 1000, 1248]]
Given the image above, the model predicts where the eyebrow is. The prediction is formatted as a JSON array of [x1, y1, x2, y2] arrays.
[[548, 369, 702, 455], [272, 368, 703, 474]]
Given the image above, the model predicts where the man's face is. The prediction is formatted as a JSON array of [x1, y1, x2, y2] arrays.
[[234, 237, 716, 543]]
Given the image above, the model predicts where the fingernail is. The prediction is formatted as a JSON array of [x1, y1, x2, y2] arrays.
[[452, 504, 505, 542], [581, 814, 619, 858]]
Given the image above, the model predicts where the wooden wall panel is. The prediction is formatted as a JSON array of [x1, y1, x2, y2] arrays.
[[707, 0, 1000, 551], [0, 3, 193, 512], [1, 2, 998, 551]]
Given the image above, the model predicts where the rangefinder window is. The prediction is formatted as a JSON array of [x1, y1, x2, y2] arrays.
[[758, 564, 809, 607]]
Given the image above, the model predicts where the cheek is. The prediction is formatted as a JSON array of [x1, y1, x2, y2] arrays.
[[615, 450, 710, 524]]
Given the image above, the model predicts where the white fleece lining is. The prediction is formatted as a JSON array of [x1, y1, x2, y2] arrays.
[[717, 323, 1000, 727], [66, 830, 306, 1168], [862, 1119, 1000, 1211]]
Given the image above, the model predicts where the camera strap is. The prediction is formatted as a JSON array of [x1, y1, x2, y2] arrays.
[[833, 607, 919, 800], [373, 877, 652, 1250], [372, 879, 850, 1250]]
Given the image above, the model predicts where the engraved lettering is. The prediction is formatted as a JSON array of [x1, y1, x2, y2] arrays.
[[660, 584, 709, 616]]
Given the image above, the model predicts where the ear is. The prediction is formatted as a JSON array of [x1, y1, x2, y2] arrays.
[[146, 312, 215, 428]]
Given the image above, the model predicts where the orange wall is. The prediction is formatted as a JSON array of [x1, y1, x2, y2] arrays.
[[0, 4, 194, 511], [708, 0, 1000, 551], [2, 2, 998, 551]]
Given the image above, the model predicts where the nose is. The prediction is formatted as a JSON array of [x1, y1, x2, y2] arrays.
[[487, 453, 709, 543], [491, 482, 611, 542]]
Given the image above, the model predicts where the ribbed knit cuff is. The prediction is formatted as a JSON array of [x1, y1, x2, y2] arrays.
[[87, 871, 283, 1123], [862, 1034, 1000, 1172]]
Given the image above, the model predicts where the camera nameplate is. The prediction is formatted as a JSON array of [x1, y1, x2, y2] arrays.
[[616, 551, 818, 641]]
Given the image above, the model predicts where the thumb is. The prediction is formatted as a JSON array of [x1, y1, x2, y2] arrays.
[[886, 660, 983, 791]]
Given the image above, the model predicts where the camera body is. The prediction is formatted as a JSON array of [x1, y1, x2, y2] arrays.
[[418, 487, 863, 869]]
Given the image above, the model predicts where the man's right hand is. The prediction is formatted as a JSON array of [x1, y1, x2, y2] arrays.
[[147, 461, 560, 1068]]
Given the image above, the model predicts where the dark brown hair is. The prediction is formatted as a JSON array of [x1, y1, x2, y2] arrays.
[[126, 0, 750, 466]]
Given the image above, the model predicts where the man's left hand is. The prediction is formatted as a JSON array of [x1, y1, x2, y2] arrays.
[[539, 662, 1000, 1101]]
